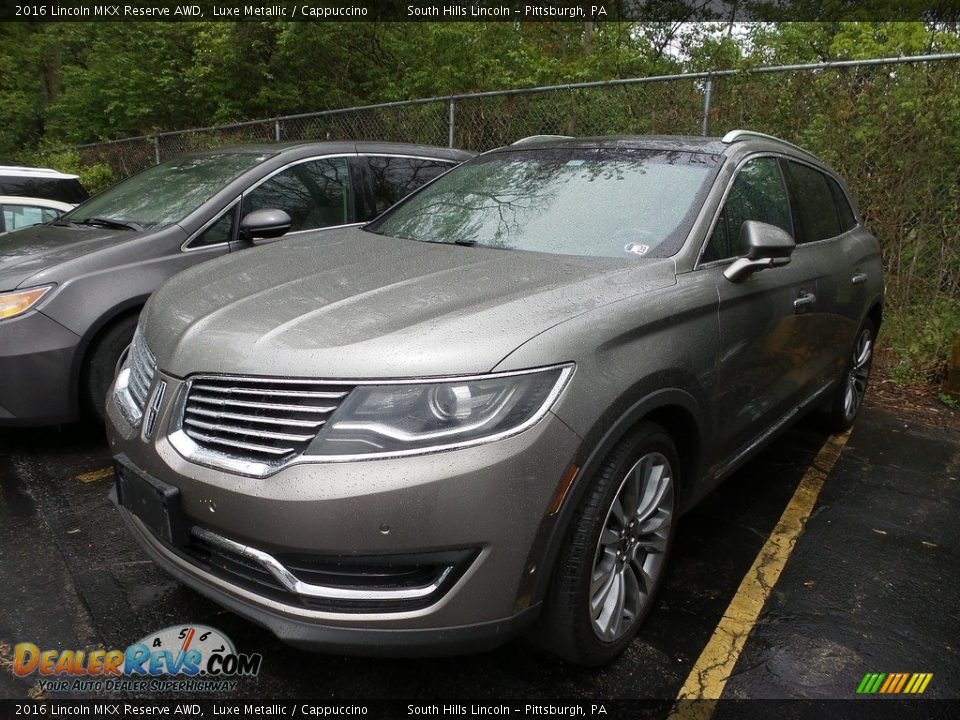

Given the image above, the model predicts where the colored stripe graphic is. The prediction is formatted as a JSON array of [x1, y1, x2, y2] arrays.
[[879, 674, 896, 693], [857, 673, 885, 694], [857, 673, 932, 694]]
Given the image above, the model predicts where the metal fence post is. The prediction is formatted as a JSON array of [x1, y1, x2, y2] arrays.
[[275, 120, 281, 142], [701, 75, 713, 137], [448, 99, 455, 148], [153, 136, 161, 164]]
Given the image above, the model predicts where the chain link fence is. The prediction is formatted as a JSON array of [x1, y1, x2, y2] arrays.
[[39, 53, 960, 385]]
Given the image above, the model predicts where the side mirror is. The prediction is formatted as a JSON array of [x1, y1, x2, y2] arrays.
[[723, 220, 796, 282], [239, 208, 292, 242]]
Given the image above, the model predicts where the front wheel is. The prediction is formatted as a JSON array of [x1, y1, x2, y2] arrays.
[[535, 422, 678, 666], [817, 318, 875, 432], [82, 314, 139, 424]]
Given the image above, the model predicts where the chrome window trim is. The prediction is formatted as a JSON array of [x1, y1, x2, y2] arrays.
[[693, 152, 791, 269], [181, 197, 240, 252], [240, 152, 357, 196], [240, 152, 357, 230], [693, 151, 860, 270], [168, 363, 574, 478], [359, 153, 460, 164], [180, 152, 459, 251]]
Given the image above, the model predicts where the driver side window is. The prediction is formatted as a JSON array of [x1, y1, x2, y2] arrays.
[[702, 158, 792, 263], [244, 157, 354, 233]]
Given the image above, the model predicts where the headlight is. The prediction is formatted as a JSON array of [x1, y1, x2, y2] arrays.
[[306, 364, 573, 457], [0, 285, 55, 321]]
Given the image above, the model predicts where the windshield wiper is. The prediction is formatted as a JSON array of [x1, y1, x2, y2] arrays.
[[413, 238, 482, 247], [74, 217, 144, 232]]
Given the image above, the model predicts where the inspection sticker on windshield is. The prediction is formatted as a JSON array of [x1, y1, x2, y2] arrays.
[[625, 242, 650, 256]]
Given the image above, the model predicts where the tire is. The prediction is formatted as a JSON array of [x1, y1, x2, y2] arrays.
[[817, 318, 875, 433], [82, 314, 140, 425], [535, 421, 679, 666]]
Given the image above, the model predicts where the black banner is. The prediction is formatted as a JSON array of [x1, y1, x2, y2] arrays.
[[1, 0, 958, 23], [2, 699, 960, 720]]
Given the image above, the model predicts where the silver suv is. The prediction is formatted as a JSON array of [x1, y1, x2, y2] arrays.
[[106, 132, 883, 665]]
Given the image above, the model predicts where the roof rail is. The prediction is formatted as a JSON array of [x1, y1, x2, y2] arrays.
[[720, 130, 818, 158], [511, 134, 574, 146], [0, 165, 80, 179]]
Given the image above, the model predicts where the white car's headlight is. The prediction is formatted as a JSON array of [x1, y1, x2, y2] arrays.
[[0, 285, 54, 321], [306, 364, 573, 457]]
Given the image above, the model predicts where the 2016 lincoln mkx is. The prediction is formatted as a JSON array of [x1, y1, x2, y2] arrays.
[[106, 132, 884, 665]]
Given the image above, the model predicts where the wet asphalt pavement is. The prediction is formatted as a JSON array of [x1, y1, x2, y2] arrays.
[[0, 404, 957, 702]]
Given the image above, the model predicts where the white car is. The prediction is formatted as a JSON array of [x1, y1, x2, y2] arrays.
[[0, 195, 74, 235], [0, 165, 89, 205]]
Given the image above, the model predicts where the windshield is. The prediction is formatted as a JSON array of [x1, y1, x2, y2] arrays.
[[367, 147, 721, 259], [63, 152, 272, 229]]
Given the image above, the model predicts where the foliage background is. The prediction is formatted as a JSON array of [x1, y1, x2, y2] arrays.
[[1, 21, 958, 391]]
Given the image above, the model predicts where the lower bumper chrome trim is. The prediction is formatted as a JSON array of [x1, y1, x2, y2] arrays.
[[190, 527, 453, 602]]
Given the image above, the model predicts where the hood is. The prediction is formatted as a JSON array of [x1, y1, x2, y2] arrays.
[[0, 223, 146, 290], [144, 228, 677, 379]]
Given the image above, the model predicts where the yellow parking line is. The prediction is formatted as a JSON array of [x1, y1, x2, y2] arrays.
[[76, 467, 114, 484], [673, 429, 852, 705]]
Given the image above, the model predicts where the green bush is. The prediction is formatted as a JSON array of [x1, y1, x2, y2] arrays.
[[17, 148, 117, 195], [881, 294, 960, 387]]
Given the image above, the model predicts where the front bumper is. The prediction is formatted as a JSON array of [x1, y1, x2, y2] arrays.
[[107, 369, 582, 653], [0, 310, 80, 426]]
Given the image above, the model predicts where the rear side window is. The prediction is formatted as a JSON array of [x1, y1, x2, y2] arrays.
[[827, 176, 857, 232], [0, 176, 88, 204], [244, 157, 353, 232], [367, 156, 455, 215], [783, 161, 843, 243], [702, 157, 792, 263]]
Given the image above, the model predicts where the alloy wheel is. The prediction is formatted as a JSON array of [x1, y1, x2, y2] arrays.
[[589, 451, 674, 641], [843, 327, 873, 420]]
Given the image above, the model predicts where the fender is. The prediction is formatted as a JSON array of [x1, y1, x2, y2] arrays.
[[518, 386, 706, 610], [864, 294, 884, 329], [66, 295, 150, 420]]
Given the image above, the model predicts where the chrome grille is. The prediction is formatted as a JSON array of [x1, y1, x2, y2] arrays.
[[180, 376, 352, 464], [115, 327, 157, 424], [127, 330, 157, 414]]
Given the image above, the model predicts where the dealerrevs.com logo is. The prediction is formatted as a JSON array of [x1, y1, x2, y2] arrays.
[[13, 625, 262, 693]]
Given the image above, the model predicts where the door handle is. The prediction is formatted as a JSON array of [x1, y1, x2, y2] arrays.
[[851, 272, 868, 285], [793, 292, 817, 311]]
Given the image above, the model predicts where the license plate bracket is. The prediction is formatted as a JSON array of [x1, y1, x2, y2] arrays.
[[115, 456, 189, 547]]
